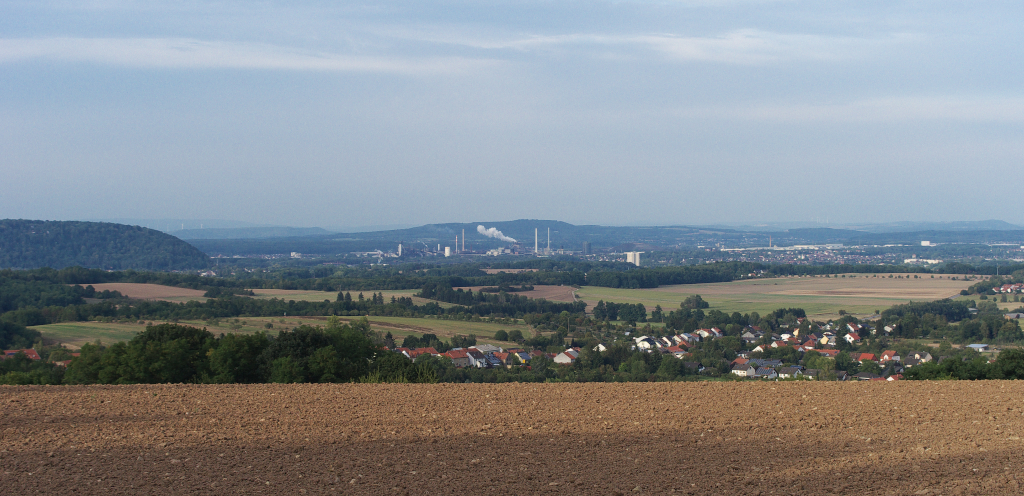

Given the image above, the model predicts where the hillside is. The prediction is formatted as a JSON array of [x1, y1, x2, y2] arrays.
[[0, 220, 210, 271]]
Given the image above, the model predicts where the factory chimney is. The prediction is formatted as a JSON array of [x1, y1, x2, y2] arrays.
[[547, 227, 550, 255], [535, 228, 538, 254], [462, 229, 465, 253]]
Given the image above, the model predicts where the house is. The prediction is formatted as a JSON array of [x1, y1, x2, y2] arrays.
[[844, 333, 861, 344], [553, 349, 579, 365], [817, 349, 839, 358], [880, 350, 899, 363], [749, 358, 783, 368], [484, 353, 506, 368], [834, 370, 849, 381], [855, 353, 877, 363], [908, 351, 933, 362], [2, 349, 41, 361], [634, 336, 659, 351], [467, 349, 488, 368], [683, 362, 703, 373], [492, 352, 514, 367], [847, 323, 864, 334], [731, 363, 756, 377], [754, 367, 778, 379], [801, 340, 817, 350], [471, 344, 502, 354], [966, 344, 990, 352], [777, 367, 802, 379], [407, 347, 439, 360], [443, 348, 472, 368], [853, 372, 880, 381], [593, 343, 608, 352], [903, 358, 922, 368], [803, 369, 820, 380], [887, 374, 903, 381], [664, 346, 688, 358], [514, 351, 532, 364]]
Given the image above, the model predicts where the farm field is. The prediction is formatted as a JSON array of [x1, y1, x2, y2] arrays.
[[3, 382, 1023, 494], [84, 283, 438, 305], [577, 274, 974, 320], [252, 288, 439, 306], [84, 283, 207, 302], [454, 285, 577, 302], [31, 315, 528, 349], [30, 321, 150, 349]]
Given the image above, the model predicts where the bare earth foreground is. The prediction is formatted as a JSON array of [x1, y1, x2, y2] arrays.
[[3, 383, 1024, 495]]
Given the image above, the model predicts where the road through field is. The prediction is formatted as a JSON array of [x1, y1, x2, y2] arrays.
[[2, 382, 1023, 494]]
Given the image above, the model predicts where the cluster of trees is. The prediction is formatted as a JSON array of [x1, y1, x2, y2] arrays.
[[0, 220, 210, 270], [905, 349, 1024, 380], [416, 283, 587, 316], [60, 318, 386, 385], [879, 299, 1023, 343], [592, 301, 648, 324]]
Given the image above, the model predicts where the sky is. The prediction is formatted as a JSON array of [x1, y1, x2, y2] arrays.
[[2, 1, 1023, 229]]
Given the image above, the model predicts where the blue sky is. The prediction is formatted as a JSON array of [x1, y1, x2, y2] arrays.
[[2, 1, 1022, 228]]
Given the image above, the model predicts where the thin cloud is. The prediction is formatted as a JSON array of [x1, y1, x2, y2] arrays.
[[378, 27, 912, 65], [0, 37, 494, 74], [679, 96, 1024, 123]]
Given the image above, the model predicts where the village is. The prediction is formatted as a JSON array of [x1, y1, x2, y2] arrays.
[[386, 317, 998, 382]]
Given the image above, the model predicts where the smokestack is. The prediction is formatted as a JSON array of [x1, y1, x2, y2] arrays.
[[535, 228, 538, 254], [455, 235, 458, 254], [547, 227, 550, 255], [462, 229, 465, 253]]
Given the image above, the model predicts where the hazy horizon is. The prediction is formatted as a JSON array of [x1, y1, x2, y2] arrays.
[[3, 1, 1022, 227]]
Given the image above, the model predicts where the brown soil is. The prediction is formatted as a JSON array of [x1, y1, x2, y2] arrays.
[[3, 382, 1023, 494], [82, 283, 207, 300], [456, 285, 577, 302]]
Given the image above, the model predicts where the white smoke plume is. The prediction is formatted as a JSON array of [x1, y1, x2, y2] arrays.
[[477, 225, 517, 243]]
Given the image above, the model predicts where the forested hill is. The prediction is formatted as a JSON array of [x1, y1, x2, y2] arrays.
[[0, 220, 210, 271]]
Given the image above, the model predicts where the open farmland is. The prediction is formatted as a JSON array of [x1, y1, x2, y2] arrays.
[[577, 274, 974, 320], [253, 289, 437, 306], [31, 315, 528, 349], [454, 285, 577, 302], [82, 284, 438, 305], [84, 283, 207, 302], [30, 321, 149, 349], [3, 382, 1024, 495]]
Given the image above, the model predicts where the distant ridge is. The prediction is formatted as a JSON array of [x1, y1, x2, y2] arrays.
[[182, 218, 1024, 256], [0, 220, 210, 270], [172, 226, 331, 240]]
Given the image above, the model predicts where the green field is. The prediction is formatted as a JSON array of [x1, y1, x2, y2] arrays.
[[251, 289, 448, 307], [33, 314, 528, 349], [576, 274, 972, 320], [32, 321, 150, 348]]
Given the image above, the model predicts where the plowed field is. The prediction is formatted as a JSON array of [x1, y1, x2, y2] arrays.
[[3, 382, 1024, 495]]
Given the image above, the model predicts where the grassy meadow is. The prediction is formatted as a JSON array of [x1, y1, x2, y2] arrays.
[[577, 273, 974, 320], [32, 314, 528, 349]]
